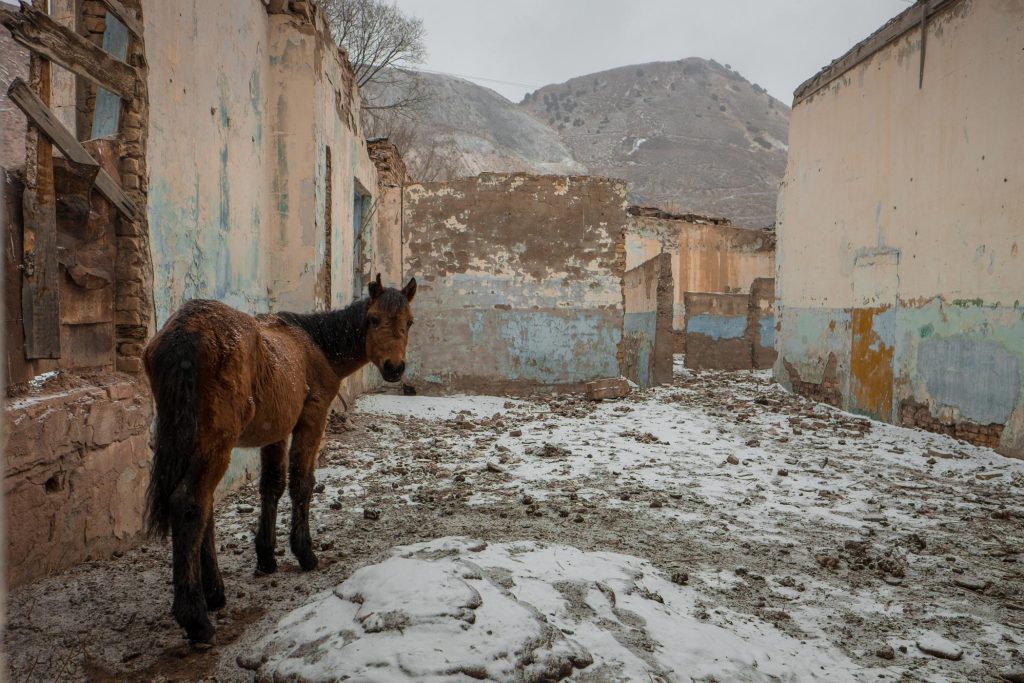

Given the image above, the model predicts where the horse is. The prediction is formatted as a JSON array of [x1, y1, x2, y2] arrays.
[[142, 274, 416, 643]]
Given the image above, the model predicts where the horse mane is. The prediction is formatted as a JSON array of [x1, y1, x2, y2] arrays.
[[276, 289, 407, 367]]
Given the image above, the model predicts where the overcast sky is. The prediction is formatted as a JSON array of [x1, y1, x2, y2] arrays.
[[390, 0, 913, 105]]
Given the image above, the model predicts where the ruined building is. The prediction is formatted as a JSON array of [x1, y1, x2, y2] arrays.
[[2, 0, 404, 585], [775, 0, 1023, 458]]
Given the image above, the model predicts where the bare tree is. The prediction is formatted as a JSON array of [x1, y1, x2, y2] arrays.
[[367, 111, 464, 182], [322, 0, 427, 113]]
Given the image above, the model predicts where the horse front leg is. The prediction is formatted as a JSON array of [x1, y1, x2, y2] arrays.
[[255, 441, 287, 574], [288, 411, 328, 571]]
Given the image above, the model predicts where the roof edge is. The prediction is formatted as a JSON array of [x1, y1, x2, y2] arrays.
[[792, 0, 962, 106]]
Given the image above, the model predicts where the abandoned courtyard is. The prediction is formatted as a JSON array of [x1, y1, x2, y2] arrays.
[[6, 360, 1023, 682]]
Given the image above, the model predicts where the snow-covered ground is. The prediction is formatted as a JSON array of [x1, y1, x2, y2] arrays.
[[6, 362, 1024, 682]]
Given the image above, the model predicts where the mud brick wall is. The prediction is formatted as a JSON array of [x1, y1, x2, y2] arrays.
[[684, 292, 752, 371], [748, 277, 777, 370], [402, 173, 628, 394], [4, 375, 152, 587], [622, 253, 673, 387]]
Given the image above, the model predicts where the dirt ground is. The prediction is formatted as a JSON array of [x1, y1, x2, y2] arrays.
[[5, 361, 1024, 682]]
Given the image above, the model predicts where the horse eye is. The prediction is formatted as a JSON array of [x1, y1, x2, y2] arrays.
[[406, 320, 414, 329], [368, 316, 380, 327]]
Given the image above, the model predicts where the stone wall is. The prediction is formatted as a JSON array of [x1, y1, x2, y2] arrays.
[[776, 0, 1023, 457], [622, 253, 673, 387], [402, 173, 628, 394], [4, 374, 152, 587]]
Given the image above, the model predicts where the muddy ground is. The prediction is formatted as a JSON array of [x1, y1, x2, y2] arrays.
[[5, 363, 1024, 682]]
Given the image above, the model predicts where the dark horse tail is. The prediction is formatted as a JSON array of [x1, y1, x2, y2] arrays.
[[145, 328, 200, 538]]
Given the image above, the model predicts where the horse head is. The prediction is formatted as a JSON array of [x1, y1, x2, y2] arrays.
[[365, 273, 416, 382]]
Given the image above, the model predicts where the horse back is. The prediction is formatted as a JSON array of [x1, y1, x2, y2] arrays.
[[145, 299, 327, 449]]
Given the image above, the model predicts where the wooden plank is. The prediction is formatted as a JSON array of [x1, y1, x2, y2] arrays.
[[8, 78, 140, 221], [97, 0, 142, 39], [91, 14, 128, 138], [0, 2, 137, 100], [21, 0, 60, 360]]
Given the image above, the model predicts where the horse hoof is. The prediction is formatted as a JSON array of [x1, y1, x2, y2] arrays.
[[298, 552, 318, 571], [255, 558, 278, 576], [186, 621, 216, 645]]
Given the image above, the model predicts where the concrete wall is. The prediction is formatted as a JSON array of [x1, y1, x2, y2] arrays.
[[622, 253, 673, 387], [402, 173, 628, 393], [776, 0, 1024, 456], [626, 210, 775, 347]]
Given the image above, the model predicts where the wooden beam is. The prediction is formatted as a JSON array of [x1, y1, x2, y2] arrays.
[[8, 78, 140, 221], [97, 0, 142, 39], [0, 2, 137, 100]]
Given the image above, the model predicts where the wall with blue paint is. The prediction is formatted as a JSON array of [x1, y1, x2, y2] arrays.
[[145, 2, 389, 486], [622, 253, 673, 387], [776, 0, 1024, 456], [402, 174, 629, 393], [683, 292, 751, 371]]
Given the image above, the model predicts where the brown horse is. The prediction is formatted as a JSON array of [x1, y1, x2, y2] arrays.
[[143, 274, 416, 643]]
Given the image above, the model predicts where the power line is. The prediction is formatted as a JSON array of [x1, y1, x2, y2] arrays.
[[407, 66, 540, 91]]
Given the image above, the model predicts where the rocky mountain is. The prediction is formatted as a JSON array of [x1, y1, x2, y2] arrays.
[[375, 58, 789, 227], [520, 58, 789, 227]]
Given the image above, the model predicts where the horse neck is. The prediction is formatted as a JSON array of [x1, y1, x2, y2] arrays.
[[279, 300, 368, 373]]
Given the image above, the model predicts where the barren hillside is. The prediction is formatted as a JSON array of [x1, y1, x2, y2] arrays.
[[520, 58, 790, 227]]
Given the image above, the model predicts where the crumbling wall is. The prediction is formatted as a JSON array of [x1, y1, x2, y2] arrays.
[[402, 173, 628, 393], [776, 0, 1024, 457], [367, 138, 409, 287], [626, 208, 774, 350], [748, 277, 776, 370], [684, 292, 752, 371], [622, 253, 673, 387], [4, 374, 152, 587]]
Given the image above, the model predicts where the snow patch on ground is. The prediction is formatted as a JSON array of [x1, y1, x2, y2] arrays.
[[356, 393, 525, 421], [243, 537, 860, 682]]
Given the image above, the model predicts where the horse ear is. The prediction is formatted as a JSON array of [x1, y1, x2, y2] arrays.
[[402, 277, 417, 302], [368, 273, 383, 301]]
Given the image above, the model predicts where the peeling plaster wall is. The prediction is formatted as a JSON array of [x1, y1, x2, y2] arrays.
[[776, 0, 1024, 456], [622, 253, 673, 387], [402, 173, 628, 393], [626, 215, 775, 343], [145, 1, 387, 483]]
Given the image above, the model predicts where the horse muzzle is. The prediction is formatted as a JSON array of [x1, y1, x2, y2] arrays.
[[381, 360, 406, 383]]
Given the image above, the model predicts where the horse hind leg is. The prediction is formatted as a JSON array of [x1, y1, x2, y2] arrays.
[[200, 518, 225, 611], [169, 450, 230, 643], [288, 410, 328, 571], [255, 441, 287, 574]]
